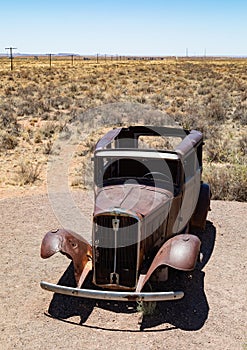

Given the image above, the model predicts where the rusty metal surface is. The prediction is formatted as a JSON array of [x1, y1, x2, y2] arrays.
[[41, 229, 92, 286], [40, 126, 210, 300], [95, 128, 122, 150], [136, 234, 201, 292], [94, 184, 173, 218]]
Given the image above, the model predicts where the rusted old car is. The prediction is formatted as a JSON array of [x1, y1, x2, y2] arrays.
[[40, 126, 211, 302]]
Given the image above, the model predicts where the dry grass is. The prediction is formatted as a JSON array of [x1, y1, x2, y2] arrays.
[[0, 57, 246, 201]]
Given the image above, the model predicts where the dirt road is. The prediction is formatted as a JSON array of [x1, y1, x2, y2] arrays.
[[0, 190, 246, 349]]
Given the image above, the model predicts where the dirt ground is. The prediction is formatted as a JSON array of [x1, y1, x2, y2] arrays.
[[0, 189, 246, 350]]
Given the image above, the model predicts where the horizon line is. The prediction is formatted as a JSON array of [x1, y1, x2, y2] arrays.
[[1, 52, 247, 58]]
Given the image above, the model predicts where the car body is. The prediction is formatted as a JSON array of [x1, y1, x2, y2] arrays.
[[40, 126, 211, 302]]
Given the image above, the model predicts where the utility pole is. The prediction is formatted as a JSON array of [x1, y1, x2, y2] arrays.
[[71, 54, 74, 66], [49, 54, 52, 69], [5, 47, 17, 71]]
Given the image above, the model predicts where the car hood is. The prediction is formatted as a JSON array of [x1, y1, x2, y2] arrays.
[[94, 184, 173, 219]]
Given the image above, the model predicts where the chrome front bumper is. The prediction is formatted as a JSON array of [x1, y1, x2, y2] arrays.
[[40, 281, 184, 302]]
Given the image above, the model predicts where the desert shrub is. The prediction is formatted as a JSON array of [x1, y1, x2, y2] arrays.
[[204, 100, 227, 122], [205, 138, 239, 163], [197, 85, 211, 96], [203, 163, 247, 202], [0, 110, 20, 135], [232, 103, 247, 125], [50, 96, 72, 109], [17, 83, 39, 97], [0, 130, 18, 150], [40, 112, 50, 120], [70, 83, 78, 93], [17, 161, 42, 185], [137, 300, 157, 316], [43, 140, 53, 154], [239, 134, 247, 156], [151, 94, 166, 106], [16, 99, 40, 116], [83, 138, 95, 154], [136, 95, 147, 104], [4, 85, 16, 96], [39, 121, 60, 139]]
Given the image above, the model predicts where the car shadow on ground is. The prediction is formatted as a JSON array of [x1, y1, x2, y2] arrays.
[[46, 220, 216, 331]]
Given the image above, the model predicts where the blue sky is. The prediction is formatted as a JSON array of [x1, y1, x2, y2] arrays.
[[0, 0, 246, 56]]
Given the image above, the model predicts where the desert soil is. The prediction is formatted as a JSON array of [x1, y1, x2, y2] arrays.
[[0, 188, 246, 350]]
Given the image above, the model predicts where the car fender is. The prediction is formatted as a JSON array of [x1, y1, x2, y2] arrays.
[[40, 228, 92, 286], [136, 234, 201, 292]]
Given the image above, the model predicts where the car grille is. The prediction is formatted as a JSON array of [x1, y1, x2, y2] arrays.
[[93, 215, 139, 288]]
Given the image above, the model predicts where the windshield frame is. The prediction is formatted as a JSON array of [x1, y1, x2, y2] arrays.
[[94, 149, 182, 192]]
